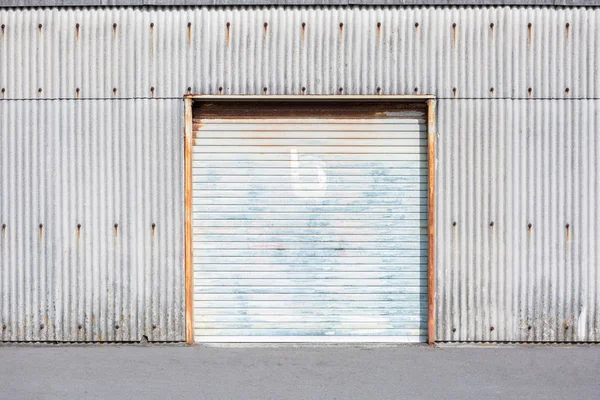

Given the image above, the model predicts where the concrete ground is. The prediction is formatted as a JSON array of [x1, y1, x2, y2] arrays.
[[1, 344, 599, 400]]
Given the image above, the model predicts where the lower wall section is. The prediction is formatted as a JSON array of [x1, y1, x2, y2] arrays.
[[435, 99, 600, 342], [0, 99, 185, 341], [2, 97, 599, 343]]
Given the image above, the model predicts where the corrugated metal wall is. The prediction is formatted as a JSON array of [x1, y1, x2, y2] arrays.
[[0, 6, 598, 342], [0, 100, 185, 341]]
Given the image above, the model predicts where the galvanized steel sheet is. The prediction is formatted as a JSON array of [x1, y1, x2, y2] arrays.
[[0, 6, 599, 342], [0, 99, 185, 341]]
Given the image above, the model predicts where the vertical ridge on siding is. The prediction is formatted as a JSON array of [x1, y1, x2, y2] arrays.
[[0, 99, 184, 342]]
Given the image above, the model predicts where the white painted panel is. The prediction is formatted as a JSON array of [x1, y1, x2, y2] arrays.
[[193, 115, 428, 342]]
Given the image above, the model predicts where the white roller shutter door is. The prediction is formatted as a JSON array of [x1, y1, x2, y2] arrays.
[[192, 106, 428, 342]]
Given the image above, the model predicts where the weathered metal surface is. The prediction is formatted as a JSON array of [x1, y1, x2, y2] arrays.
[[0, 99, 185, 341], [1, 1, 598, 7], [192, 102, 428, 342], [0, 7, 599, 99], [0, 6, 598, 343], [436, 99, 600, 342]]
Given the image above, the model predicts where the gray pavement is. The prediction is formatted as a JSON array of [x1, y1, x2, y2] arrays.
[[1, 343, 599, 399]]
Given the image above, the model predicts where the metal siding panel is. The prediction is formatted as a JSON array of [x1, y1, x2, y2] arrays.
[[435, 99, 600, 342], [0, 7, 599, 99], [0, 6, 598, 343], [192, 116, 428, 341], [0, 99, 184, 342]]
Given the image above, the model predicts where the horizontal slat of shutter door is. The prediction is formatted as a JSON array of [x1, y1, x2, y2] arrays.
[[193, 116, 428, 342]]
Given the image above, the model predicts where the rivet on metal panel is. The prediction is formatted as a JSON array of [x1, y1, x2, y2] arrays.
[[490, 22, 494, 29], [39, 324, 44, 330], [564, 323, 569, 330], [38, 23, 42, 31], [263, 87, 268, 94], [528, 223, 532, 229], [490, 87, 494, 96], [76, 23, 80, 39], [39, 224, 43, 241], [415, 22, 419, 29], [490, 326, 494, 332], [453, 221, 457, 227], [528, 325, 532, 330], [38, 88, 42, 94], [113, 23, 117, 38], [528, 87, 532, 97], [414, 87, 418, 94], [301, 86, 306, 94], [339, 87, 343, 93], [219, 86, 223, 94], [152, 223, 156, 236], [527, 23, 532, 43], [566, 22, 570, 39], [452, 328, 456, 333], [150, 22, 154, 28], [115, 325, 120, 330], [76, 88, 80, 99], [565, 87, 570, 94], [490, 221, 494, 227], [452, 87, 457, 97], [1, 88, 4, 98], [78, 324, 82, 330], [188, 22, 192, 44], [113, 87, 117, 97], [152, 324, 157, 330], [114, 223, 118, 237], [377, 22, 381, 39], [451, 23, 456, 46], [151, 87, 155, 97], [187, 87, 192, 94], [377, 87, 381, 94]]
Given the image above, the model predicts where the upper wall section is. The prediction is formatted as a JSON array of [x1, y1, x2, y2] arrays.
[[0, 6, 598, 99]]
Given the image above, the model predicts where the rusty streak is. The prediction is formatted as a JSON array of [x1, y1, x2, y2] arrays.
[[76, 23, 80, 40], [187, 22, 192, 46], [301, 22, 306, 41], [184, 97, 194, 345], [226, 22, 230, 47], [38, 224, 43, 242], [427, 98, 436, 346]]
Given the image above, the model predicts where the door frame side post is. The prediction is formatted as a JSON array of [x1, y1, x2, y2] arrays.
[[427, 98, 436, 346], [184, 97, 194, 345]]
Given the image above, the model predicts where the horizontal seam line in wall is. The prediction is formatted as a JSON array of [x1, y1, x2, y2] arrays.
[[1, 97, 600, 101]]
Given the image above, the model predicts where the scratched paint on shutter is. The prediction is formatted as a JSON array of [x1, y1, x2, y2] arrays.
[[192, 101, 428, 342]]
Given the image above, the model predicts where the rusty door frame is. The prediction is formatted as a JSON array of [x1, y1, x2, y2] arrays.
[[183, 95, 437, 345]]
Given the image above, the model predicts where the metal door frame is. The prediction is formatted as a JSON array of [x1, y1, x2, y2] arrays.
[[183, 95, 437, 345]]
